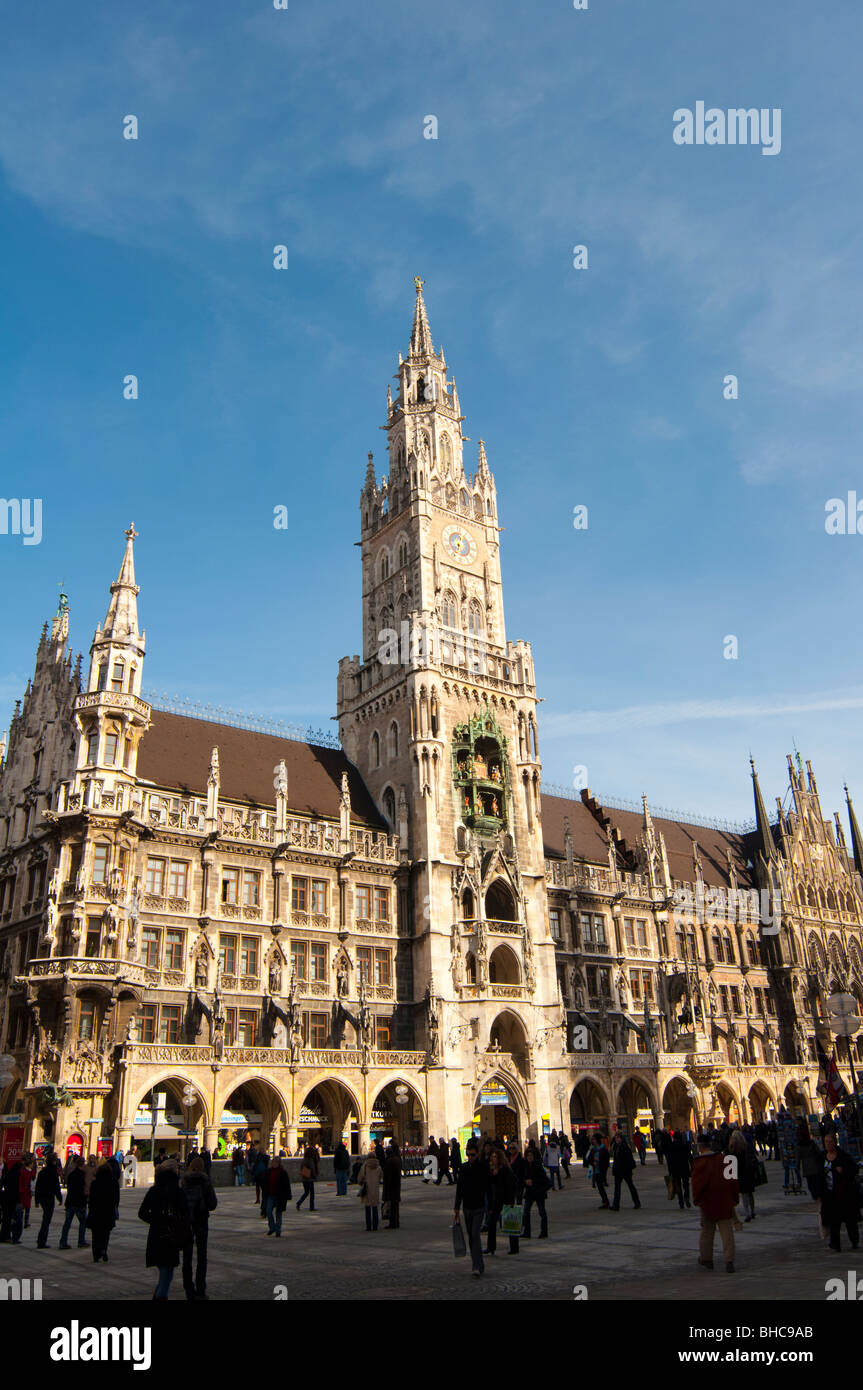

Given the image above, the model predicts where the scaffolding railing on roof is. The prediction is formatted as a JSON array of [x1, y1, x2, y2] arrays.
[[540, 782, 767, 835], [142, 690, 341, 750]]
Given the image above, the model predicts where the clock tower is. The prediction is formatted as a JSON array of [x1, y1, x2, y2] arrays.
[[338, 279, 564, 1140]]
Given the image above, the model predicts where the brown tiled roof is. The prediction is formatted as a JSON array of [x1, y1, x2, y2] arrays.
[[542, 793, 612, 862], [136, 711, 385, 827], [590, 800, 756, 890]]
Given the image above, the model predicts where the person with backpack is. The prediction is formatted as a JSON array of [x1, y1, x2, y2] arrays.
[[261, 1155, 292, 1239], [181, 1155, 218, 1297], [138, 1160, 192, 1300]]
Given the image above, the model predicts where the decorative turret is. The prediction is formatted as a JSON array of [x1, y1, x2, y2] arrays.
[[845, 785, 863, 878], [70, 525, 151, 808]]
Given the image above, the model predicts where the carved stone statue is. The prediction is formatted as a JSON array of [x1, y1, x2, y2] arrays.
[[340, 771, 351, 811], [616, 970, 629, 1008], [734, 1036, 746, 1067], [269, 956, 282, 994], [195, 953, 209, 989], [336, 958, 350, 999], [427, 989, 441, 1063], [289, 1019, 303, 1063], [794, 1023, 810, 1065]]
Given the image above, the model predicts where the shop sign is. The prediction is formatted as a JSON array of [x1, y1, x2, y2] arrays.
[[479, 1082, 510, 1107]]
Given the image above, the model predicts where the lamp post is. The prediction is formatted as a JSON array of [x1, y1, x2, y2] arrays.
[[394, 1085, 409, 1151], [827, 992, 863, 1138], [555, 1081, 567, 1134], [182, 1083, 196, 1162]]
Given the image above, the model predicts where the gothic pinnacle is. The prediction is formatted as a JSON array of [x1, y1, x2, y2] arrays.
[[410, 275, 433, 358]]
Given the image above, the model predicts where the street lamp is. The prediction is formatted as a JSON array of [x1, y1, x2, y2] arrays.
[[181, 1084, 196, 1162], [827, 992, 863, 1138], [394, 1085, 409, 1150], [555, 1080, 567, 1134]]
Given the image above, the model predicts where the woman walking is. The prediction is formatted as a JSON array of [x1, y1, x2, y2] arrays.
[[486, 1149, 520, 1256], [296, 1144, 319, 1212], [357, 1149, 381, 1231], [87, 1159, 118, 1263], [138, 1160, 192, 1300]]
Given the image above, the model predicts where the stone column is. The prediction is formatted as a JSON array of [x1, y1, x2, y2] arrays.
[[286, 1125, 298, 1154], [116, 1125, 133, 1152], [358, 1122, 371, 1152], [203, 1125, 219, 1152]]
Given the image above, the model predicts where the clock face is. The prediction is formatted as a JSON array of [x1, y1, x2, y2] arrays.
[[442, 523, 478, 565]]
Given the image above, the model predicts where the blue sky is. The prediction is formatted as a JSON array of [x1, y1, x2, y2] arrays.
[[1, 0, 862, 826]]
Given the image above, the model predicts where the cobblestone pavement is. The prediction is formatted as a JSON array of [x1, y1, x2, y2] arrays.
[[1, 1159, 853, 1301]]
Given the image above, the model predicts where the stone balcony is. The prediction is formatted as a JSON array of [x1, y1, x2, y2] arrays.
[[124, 1042, 426, 1068]]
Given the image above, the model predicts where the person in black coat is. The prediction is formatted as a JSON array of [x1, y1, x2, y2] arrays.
[[435, 1137, 453, 1185], [0, 1158, 24, 1244], [450, 1138, 463, 1175], [59, 1156, 89, 1248], [506, 1142, 527, 1200], [34, 1157, 63, 1248], [424, 1136, 439, 1184], [138, 1162, 192, 1299], [667, 1133, 693, 1209], [453, 1140, 492, 1276], [382, 1142, 402, 1229], [261, 1155, 292, 1237], [87, 1161, 117, 1262], [486, 1150, 520, 1255], [591, 1135, 611, 1209], [333, 1141, 351, 1196], [181, 1156, 218, 1298], [521, 1148, 549, 1238], [819, 1133, 861, 1252], [610, 1134, 641, 1211]]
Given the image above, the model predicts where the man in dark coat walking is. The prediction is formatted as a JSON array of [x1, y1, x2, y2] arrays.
[[59, 1155, 89, 1248], [181, 1155, 218, 1296], [34, 1155, 63, 1247], [610, 1134, 641, 1210], [819, 1131, 860, 1251], [435, 1137, 453, 1185], [138, 1161, 192, 1299], [667, 1132, 693, 1209]]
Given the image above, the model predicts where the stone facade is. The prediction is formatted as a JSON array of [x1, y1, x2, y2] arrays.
[[1, 283, 862, 1159]]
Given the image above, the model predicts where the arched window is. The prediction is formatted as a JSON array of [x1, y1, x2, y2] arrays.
[[460, 489, 469, 511], [445, 483, 456, 509], [442, 593, 457, 628], [486, 497, 493, 515], [382, 787, 396, 825], [439, 434, 452, 470], [371, 732, 380, 769], [398, 540, 408, 569], [473, 494, 483, 519], [467, 602, 483, 636], [379, 551, 390, 582], [388, 721, 399, 760]]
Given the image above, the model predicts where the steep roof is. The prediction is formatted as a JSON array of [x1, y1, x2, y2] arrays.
[[136, 711, 386, 827], [593, 801, 757, 890], [542, 793, 613, 862]]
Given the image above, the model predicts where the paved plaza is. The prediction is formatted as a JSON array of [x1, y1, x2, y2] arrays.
[[1, 1158, 854, 1301]]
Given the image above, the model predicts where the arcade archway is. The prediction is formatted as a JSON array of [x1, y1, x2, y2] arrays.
[[474, 1074, 523, 1144], [616, 1076, 656, 1136], [570, 1077, 611, 1134], [130, 1075, 210, 1159], [220, 1078, 288, 1152], [371, 1079, 425, 1149], [662, 1076, 697, 1132], [298, 1079, 361, 1154], [749, 1080, 776, 1122]]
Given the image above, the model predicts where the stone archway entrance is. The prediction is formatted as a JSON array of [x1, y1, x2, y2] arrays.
[[749, 1080, 775, 1122], [662, 1076, 697, 1132], [221, 1078, 288, 1152], [474, 1075, 521, 1144], [570, 1078, 611, 1135], [372, 1079, 425, 1148], [299, 1080, 360, 1154], [616, 1076, 656, 1137]]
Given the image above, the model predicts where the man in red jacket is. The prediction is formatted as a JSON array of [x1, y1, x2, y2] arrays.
[[692, 1134, 739, 1273]]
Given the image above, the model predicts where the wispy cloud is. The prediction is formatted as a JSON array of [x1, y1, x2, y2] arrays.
[[543, 687, 863, 737]]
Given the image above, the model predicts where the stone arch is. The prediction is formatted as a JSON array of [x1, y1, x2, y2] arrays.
[[474, 1068, 528, 1143], [298, 1075, 364, 1152], [488, 1008, 528, 1056], [615, 1074, 659, 1130], [783, 1079, 808, 1116], [662, 1074, 698, 1131], [370, 1075, 426, 1146], [570, 1076, 612, 1131], [714, 1080, 741, 1123], [219, 1074, 290, 1149], [748, 1079, 776, 1122], [488, 943, 520, 984], [485, 878, 518, 922]]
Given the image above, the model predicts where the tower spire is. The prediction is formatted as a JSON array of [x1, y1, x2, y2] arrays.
[[102, 523, 141, 642], [845, 785, 863, 877], [410, 276, 433, 358], [750, 758, 775, 866]]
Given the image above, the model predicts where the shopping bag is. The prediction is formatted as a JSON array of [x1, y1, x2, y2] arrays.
[[501, 1203, 523, 1235], [452, 1219, 467, 1257]]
